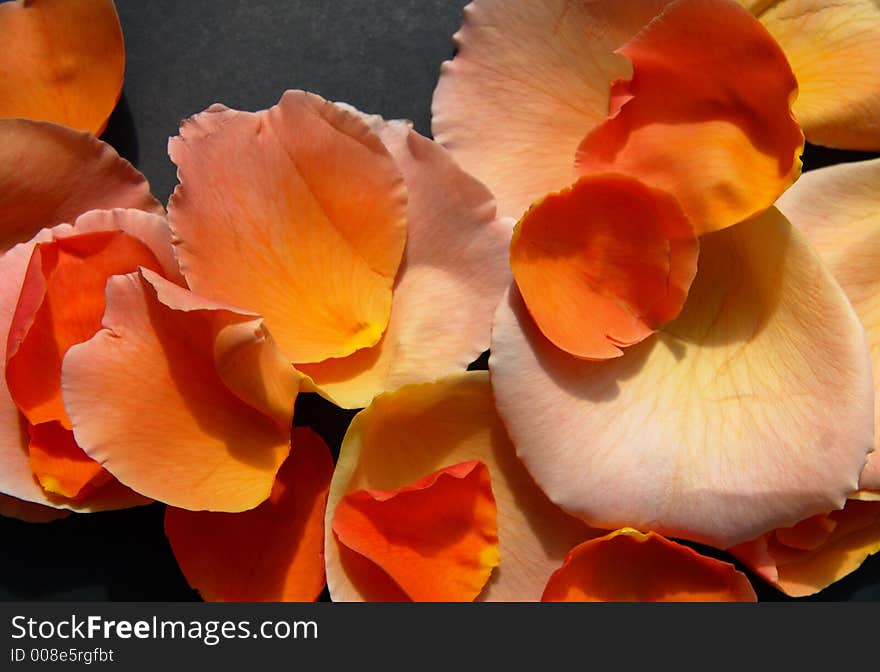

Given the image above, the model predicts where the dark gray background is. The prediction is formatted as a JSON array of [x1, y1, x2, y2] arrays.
[[0, 0, 877, 601]]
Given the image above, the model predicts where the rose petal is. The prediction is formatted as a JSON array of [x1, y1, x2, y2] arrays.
[[543, 528, 756, 601], [168, 91, 408, 365], [748, 0, 880, 150], [62, 269, 298, 511], [7, 230, 165, 430], [576, 0, 804, 235], [333, 460, 500, 602], [510, 174, 696, 360], [432, 0, 669, 219], [165, 427, 333, 602], [490, 208, 874, 548], [297, 119, 512, 408], [0, 213, 175, 512], [27, 421, 111, 500], [0, 493, 70, 523], [0, 0, 124, 135], [732, 499, 880, 597], [775, 158, 880, 495], [0, 119, 163, 253], [325, 371, 596, 602]]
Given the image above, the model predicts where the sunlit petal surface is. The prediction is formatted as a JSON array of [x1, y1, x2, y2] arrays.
[[510, 175, 696, 359], [168, 91, 408, 365], [333, 460, 500, 602], [745, 0, 880, 150], [432, 0, 669, 219], [776, 158, 880, 495], [298, 117, 511, 408], [0, 0, 125, 135], [491, 209, 874, 549], [544, 529, 756, 601], [325, 372, 596, 601], [576, 0, 803, 235], [62, 270, 298, 511]]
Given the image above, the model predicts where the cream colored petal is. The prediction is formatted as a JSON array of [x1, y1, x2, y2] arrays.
[[491, 208, 874, 549], [325, 372, 596, 601]]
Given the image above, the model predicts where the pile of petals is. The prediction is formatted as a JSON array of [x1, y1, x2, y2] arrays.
[[1, 0, 879, 602]]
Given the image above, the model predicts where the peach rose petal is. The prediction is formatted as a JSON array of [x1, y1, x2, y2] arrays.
[[0, 119, 163, 253], [165, 427, 334, 602], [0, 0, 124, 135], [168, 91, 408, 365], [297, 119, 512, 408], [748, 0, 880, 150], [510, 175, 696, 360], [7, 231, 164, 431], [27, 421, 111, 500], [326, 372, 597, 602], [0, 217, 167, 513], [543, 529, 756, 602], [490, 208, 874, 549], [775, 159, 880, 495], [732, 500, 880, 597], [432, 0, 670, 219], [62, 269, 299, 512], [333, 460, 500, 602], [576, 0, 804, 235]]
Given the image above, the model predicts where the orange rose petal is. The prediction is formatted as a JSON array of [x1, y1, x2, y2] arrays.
[[746, 0, 880, 150], [297, 117, 511, 408], [7, 230, 164, 430], [62, 270, 297, 511], [775, 159, 880, 493], [431, 0, 670, 218], [0, 119, 163, 253], [510, 175, 696, 359], [732, 500, 880, 597], [27, 421, 110, 500], [773, 514, 837, 552], [165, 427, 333, 602], [333, 460, 500, 602], [491, 208, 874, 549], [0, 214, 170, 512], [576, 0, 803, 235], [168, 91, 408, 364], [326, 372, 595, 602], [0, 0, 124, 135], [0, 493, 70, 523], [542, 529, 756, 602]]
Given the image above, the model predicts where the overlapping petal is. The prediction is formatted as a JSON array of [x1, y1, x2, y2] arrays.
[[0, 0, 125, 135], [168, 90, 408, 365], [731, 500, 880, 597], [0, 120, 163, 253], [333, 460, 500, 602], [325, 372, 596, 602], [543, 529, 756, 601], [62, 269, 300, 512], [775, 159, 880, 495], [746, 0, 880, 150], [431, 0, 669, 219], [510, 175, 696, 359], [297, 116, 512, 408], [491, 209, 874, 549], [576, 0, 804, 235], [0, 210, 175, 512], [165, 427, 333, 601]]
